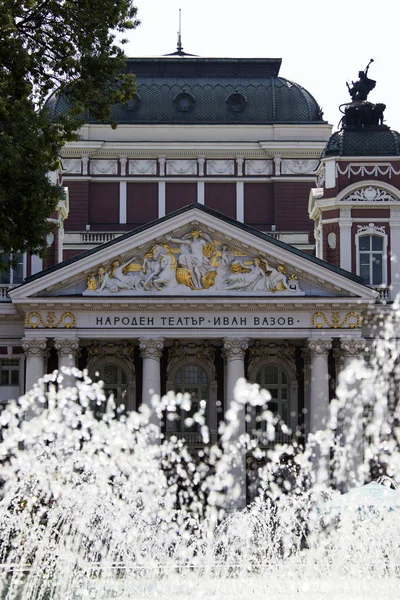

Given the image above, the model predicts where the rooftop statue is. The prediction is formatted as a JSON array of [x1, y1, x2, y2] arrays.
[[340, 60, 387, 130], [346, 59, 376, 102]]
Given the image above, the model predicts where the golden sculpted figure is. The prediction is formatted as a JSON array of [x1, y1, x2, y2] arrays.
[[84, 229, 301, 295]]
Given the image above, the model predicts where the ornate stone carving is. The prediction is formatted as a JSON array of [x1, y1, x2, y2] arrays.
[[306, 339, 332, 357], [223, 338, 249, 361], [341, 186, 399, 203], [54, 338, 79, 357], [198, 157, 205, 176], [357, 223, 386, 235], [158, 157, 166, 176], [90, 160, 118, 175], [25, 311, 76, 329], [336, 163, 400, 178], [312, 311, 360, 329], [139, 339, 164, 360], [236, 157, 244, 177], [129, 159, 157, 175], [62, 159, 81, 174], [81, 155, 89, 176], [339, 338, 366, 357], [327, 232, 337, 249], [119, 157, 127, 176], [245, 159, 273, 176], [248, 341, 296, 374], [22, 338, 48, 357], [166, 159, 197, 175], [83, 228, 303, 296], [281, 159, 319, 175], [206, 160, 235, 175], [167, 340, 216, 378], [274, 156, 281, 175]]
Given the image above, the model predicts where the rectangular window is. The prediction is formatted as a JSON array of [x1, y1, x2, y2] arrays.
[[0, 359, 20, 386], [0, 253, 24, 285]]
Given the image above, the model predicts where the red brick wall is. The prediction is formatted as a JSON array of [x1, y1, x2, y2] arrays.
[[64, 181, 89, 230], [351, 208, 390, 218], [166, 183, 197, 214], [322, 209, 339, 219], [205, 183, 236, 218], [323, 222, 340, 267], [89, 182, 119, 226], [244, 182, 274, 230], [63, 249, 85, 261], [127, 183, 158, 226], [274, 182, 314, 234]]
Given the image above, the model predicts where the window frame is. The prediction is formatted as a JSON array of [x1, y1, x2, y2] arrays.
[[355, 230, 388, 286]]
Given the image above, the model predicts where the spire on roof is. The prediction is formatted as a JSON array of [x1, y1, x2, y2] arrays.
[[164, 9, 198, 57]]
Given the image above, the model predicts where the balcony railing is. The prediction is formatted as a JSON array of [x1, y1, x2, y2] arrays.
[[371, 285, 390, 302], [0, 285, 11, 302]]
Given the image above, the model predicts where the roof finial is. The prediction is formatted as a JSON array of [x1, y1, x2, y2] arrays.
[[177, 8, 183, 55]]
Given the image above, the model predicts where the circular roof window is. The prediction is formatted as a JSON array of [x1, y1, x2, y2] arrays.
[[226, 92, 247, 113], [126, 94, 141, 112], [174, 92, 195, 112]]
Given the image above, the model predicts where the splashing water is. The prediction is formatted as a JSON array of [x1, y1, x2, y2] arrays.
[[1, 315, 400, 599]]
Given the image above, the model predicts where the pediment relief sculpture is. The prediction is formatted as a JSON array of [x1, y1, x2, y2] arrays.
[[83, 230, 303, 296]]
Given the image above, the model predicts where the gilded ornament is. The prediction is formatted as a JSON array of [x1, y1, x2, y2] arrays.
[[25, 311, 76, 329], [312, 311, 360, 329]]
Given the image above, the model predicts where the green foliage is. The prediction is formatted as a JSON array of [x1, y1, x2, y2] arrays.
[[0, 0, 139, 260]]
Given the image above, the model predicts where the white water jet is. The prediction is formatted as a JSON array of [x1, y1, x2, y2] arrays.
[[1, 311, 400, 599]]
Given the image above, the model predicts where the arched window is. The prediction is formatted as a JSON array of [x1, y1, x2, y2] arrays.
[[88, 354, 136, 416], [172, 364, 209, 432], [357, 234, 386, 286]]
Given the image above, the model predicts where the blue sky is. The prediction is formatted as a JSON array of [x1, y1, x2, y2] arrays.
[[122, 0, 399, 132]]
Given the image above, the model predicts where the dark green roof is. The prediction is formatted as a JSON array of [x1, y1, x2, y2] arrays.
[[19, 203, 366, 289], [46, 57, 325, 125], [322, 128, 400, 157]]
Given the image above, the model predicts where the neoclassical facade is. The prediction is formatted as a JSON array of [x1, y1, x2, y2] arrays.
[[1, 53, 399, 503]]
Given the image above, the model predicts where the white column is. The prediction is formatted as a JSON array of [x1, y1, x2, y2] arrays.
[[301, 348, 311, 435], [390, 209, 400, 300], [158, 182, 166, 218], [236, 181, 244, 223], [22, 338, 48, 392], [119, 181, 127, 224], [197, 181, 205, 205], [223, 338, 249, 510], [339, 208, 352, 272], [54, 337, 80, 387], [307, 338, 332, 433], [335, 338, 366, 489], [139, 338, 164, 424]]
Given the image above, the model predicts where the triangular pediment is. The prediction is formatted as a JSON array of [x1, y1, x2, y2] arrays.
[[9, 204, 377, 302]]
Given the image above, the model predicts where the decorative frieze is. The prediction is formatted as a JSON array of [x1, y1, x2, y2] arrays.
[[198, 157, 205, 176], [119, 157, 127, 176], [341, 186, 399, 203], [236, 157, 244, 177], [206, 160, 235, 175], [336, 163, 400, 179], [167, 340, 216, 378], [25, 311, 76, 329], [312, 311, 360, 329], [166, 159, 197, 175], [281, 159, 319, 175], [83, 228, 302, 295], [357, 223, 386, 235], [62, 158, 81, 174], [129, 159, 157, 175], [90, 159, 118, 175], [245, 159, 273, 176]]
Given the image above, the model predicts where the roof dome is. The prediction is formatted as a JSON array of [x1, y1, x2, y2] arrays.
[[321, 128, 400, 158], [46, 57, 325, 126]]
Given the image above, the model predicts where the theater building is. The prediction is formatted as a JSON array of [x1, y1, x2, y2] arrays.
[[2, 51, 399, 501]]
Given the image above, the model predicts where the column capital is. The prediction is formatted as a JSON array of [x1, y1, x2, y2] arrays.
[[307, 338, 332, 357], [223, 338, 249, 361], [337, 338, 366, 358], [22, 338, 48, 357], [54, 337, 80, 358], [139, 338, 164, 360]]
